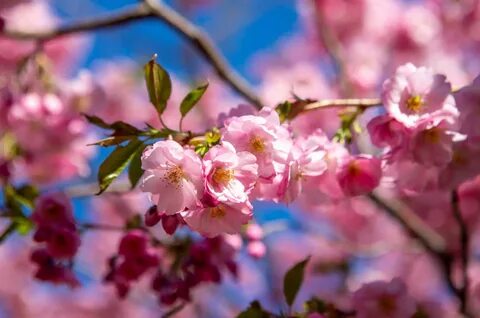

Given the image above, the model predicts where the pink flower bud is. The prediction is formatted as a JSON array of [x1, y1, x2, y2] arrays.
[[245, 223, 264, 241], [118, 230, 148, 258], [161, 214, 181, 235], [247, 241, 266, 259], [144, 205, 162, 227], [337, 155, 382, 196]]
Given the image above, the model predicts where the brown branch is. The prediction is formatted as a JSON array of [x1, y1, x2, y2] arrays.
[[369, 192, 474, 318], [1, 0, 263, 109], [451, 190, 471, 315], [310, 0, 353, 96], [2, 4, 153, 40], [301, 98, 381, 113]]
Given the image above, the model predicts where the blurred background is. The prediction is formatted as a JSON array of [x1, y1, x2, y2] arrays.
[[1, 0, 480, 317]]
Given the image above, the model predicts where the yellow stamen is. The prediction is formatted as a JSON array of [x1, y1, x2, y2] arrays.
[[406, 95, 424, 113], [210, 206, 226, 219], [378, 295, 397, 314], [163, 165, 184, 188], [423, 128, 441, 144], [249, 135, 265, 153], [347, 161, 361, 176], [212, 168, 234, 185]]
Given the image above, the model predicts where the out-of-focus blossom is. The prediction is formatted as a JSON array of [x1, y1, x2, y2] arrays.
[[337, 155, 382, 196], [352, 278, 417, 318]]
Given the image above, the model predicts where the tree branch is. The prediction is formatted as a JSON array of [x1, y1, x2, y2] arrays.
[[2, 4, 153, 40], [1, 0, 263, 109], [451, 190, 471, 315], [369, 192, 473, 318], [301, 98, 381, 112]]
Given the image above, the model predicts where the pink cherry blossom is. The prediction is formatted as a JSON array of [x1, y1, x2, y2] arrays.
[[382, 63, 458, 129], [337, 155, 382, 196], [140, 140, 203, 215], [409, 120, 463, 167], [203, 142, 258, 203], [279, 130, 329, 203], [352, 278, 417, 318], [182, 201, 252, 237], [222, 107, 292, 180], [455, 75, 480, 138], [367, 114, 409, 149]]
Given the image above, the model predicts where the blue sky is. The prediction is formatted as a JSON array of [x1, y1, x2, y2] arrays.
[[51, 0, 299, 82]]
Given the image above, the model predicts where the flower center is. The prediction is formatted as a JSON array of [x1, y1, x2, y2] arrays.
[[406, 95, 424, 113], [249, 135, 265, 153], [163, 165, 184, 188], [423, 128, 441, 144], [452, 150, 468, 166], [378, 294, 397, 314], [212, 168, 234, 185], [347, 161, 361, 176], [210, 206, 226, 219]]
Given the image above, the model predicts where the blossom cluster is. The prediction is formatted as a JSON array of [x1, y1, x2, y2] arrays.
[[30, 193, 80, 287], [369, 64, 480, 192], [140, 107, 382, 237]]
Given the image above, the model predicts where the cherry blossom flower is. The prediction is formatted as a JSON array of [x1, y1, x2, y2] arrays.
[[337, 155, 382, 196], [279, 130, 329, 203], [140, 140, 203, 215], [182, 201, 252, 237], [222, 107, 292, 180], [203, 142, 258, 203], [382, 63, 458, 129], [352, 278, 417, 318]]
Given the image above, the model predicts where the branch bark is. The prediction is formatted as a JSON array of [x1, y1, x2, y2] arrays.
[[451, 190, 471, 315], [1, 0, 263, 109], [369, 192, 473, 318]]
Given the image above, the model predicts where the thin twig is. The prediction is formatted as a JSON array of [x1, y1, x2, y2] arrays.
[[302, 98, 381, 112], [451, 190, 471, 315], [311, 0, 353, 96], [3, 4, 153, 40], [368, 192, 447, 256], [2, 1, 263, 109], [142, 0, 262, 109], [79, 223, 126, 231]]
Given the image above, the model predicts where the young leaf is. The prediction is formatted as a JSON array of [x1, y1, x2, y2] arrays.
[[97, 139, 144, 194], [283, 256, 310, 307], [144, 56, 172, 115], [180, 82, 209, 118], [83, 114, 111, 129], [128, 144, 147, 188], [236, 301, 269, 318]]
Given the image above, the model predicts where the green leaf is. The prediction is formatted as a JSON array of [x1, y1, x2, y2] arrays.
[[236, 301, 269, 318], [283, 256, 310, 307], [12, 217, 34, 235], [180, 82, 209, 118], [97, 139, 144, 194], [128, 144, 147, 188], [88, 136, 131, 147], [144, 56, 172, 115], [126, 214, 142, 229], [84, 114, 111, 129], [14, 184, 39, 209], [304, 297, 327, 314]]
